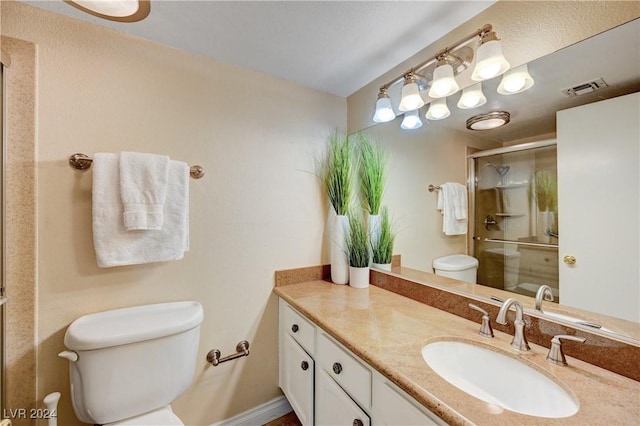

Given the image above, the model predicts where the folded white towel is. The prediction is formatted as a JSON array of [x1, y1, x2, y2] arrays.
[[92, 153, 189, 268], [437, 182, 468, 235], [120, 151, 170, 231]]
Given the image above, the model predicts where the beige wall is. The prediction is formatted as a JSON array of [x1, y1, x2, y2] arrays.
[[2, 2, 344, 425]]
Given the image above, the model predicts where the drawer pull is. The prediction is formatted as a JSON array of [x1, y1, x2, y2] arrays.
[[332, 362, 342, 374], [301, 360, 309, 371], [291, 324, 299, 333], [353, 419, 364, 426]]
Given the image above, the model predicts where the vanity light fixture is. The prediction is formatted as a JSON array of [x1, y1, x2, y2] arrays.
[[65, 0, 150, 22], [400, 110, 423, 130], [398, 72, 425, 112], [466, 111, 510, 130], [428, 54, 460, 99], [457, 83, 487, 109], [425, 98, 451, 120], [497, 64, 535, 95], [372, 24, 510, 129], [372, 88, 396, 123]]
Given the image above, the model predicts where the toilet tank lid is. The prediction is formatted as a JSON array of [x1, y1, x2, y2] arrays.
[[64, 301, 203, 351], [433, 254, 479, 271]]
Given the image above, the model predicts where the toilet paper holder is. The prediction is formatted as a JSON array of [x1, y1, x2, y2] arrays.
[[207, 340, 250, 366]]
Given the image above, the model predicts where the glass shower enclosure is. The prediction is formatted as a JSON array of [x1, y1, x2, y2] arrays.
[[469, 141, 559, 301]]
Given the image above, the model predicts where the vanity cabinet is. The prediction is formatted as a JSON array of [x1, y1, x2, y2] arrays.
[[278, 298, 444, 425]]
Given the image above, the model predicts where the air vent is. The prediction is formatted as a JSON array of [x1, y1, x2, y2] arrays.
[[561, 78, 608, 97]]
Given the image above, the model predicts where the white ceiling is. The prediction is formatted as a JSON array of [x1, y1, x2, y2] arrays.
[[21, 0, 496, 97]]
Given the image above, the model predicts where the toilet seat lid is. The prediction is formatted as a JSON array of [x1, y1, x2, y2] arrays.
[[106, 406, 183, 426]]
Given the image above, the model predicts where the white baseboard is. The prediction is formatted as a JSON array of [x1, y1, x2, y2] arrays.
[[210, 396, 293, 426]]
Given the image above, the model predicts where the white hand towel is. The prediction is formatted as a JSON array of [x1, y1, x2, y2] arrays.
[[120, 151, 169, 231], [93, 153, 189, 268], [437, 182, 468, 235]]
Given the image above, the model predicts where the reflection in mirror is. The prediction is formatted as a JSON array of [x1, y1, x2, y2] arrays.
[[359, 19, 640, 342]]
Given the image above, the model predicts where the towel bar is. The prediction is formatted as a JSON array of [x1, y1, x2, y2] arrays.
[[69, 153, 205, 179], [428, 184, 441, 192]]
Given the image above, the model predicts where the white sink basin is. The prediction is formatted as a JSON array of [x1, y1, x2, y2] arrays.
[[422, 340, 579, 418]]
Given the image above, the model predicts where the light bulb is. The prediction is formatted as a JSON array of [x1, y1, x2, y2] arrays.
[[372, 93, 395, 123], [471, 35, 510, 81], [425, 98, 450, 120], [400, 110, 423, 130], [457, 83, 487, 109], [428, 61, 459, 98], [497, 64, 535, 95], [398, 76, 425, 112]]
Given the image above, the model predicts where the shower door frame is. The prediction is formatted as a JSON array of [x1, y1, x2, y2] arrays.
[[0, 49, 10, 417], [466, 139, 558, 256]]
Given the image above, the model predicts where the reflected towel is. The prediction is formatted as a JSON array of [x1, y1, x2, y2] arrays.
[[92, 153, 189, 268], [120, 151, 169, 231], [437, 182, 468, 235]]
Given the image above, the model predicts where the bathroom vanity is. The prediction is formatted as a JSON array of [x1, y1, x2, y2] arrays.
[[274, 277, 639, 425], [278, 298, 443, 425]]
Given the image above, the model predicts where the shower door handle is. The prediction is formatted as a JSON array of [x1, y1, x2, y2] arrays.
[[483, 215, 497, 230]]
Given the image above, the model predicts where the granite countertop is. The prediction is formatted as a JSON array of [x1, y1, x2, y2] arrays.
[[274, 280, 640, 425]]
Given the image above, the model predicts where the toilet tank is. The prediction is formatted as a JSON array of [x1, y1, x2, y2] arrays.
[[433, 254, 479, 283], [61, 301, 203, 425]]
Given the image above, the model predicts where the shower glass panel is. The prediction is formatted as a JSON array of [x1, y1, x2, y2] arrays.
[[472, 144, 559, 301]]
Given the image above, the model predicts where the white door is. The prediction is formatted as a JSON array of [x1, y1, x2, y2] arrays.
[[557, 92, 639, 322]]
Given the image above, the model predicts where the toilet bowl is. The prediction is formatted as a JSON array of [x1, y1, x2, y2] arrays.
[[433, 254, 479, 283], [59, 301, 203, 425]]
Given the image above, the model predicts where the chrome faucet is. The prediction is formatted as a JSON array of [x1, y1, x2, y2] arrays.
[[496, 298, 531, 351], [546, 335, 586, 366], [535, 284, 555, 312]]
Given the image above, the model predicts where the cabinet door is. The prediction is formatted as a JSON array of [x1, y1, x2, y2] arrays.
[[557, 92, 639, 322], [315, 369, 370, 426], [282, 333, 314, 426]]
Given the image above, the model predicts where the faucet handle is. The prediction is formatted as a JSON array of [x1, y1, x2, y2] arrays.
[[468, 303, 494, 338], [546, 335, 587, 366]]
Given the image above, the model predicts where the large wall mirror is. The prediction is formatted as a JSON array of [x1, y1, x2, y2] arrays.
[[359, 19, 639, 343]]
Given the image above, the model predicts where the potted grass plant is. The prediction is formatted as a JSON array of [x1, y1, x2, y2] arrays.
[[534, 171, 557, 243], [320, 131, 355, 284], [371, 207, 395, 271], [358, 134, 388, 249], [346, 210, 370, 288]]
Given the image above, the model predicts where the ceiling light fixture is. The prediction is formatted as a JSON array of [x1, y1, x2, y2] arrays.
[[401, 110, 423, 130], [497, 64, 535, 95], [65, 0, 151, 22], [466, 111, 511, 130], [372, 24, 510, 130], [457, 83, 487, 109]]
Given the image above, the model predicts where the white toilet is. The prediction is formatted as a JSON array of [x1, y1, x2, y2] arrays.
[[58, 301, 204, 425], [433, 254, 479, 283]]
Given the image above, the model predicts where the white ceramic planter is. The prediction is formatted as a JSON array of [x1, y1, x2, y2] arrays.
[[349, 266, 370, 288], [329, 214, 349, 285], [371, 262, 392, 271]]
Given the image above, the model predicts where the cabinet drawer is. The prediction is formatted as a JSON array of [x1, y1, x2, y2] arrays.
[[316, 331, 371, 409], [316, 368, 370, 426], [282, 300, 316, 355]]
